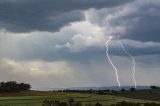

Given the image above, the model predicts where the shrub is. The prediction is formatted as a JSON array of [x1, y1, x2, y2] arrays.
[[95, 102, 102, 106]]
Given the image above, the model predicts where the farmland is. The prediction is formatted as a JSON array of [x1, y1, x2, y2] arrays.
[[0, 90, 159, 106]]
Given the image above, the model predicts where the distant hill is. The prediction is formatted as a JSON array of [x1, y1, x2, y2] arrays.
[[34, 86, 150, 91], [67, 86, 150, 91]]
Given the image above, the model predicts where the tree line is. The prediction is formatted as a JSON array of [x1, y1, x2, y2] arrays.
[[0, 81, 31, 92], [55, 86, 160, 94]]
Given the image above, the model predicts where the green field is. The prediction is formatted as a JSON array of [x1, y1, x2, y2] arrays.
[[0, 91, 159, 106]]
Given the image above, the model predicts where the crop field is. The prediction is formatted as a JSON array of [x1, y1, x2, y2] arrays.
[[0, 91, 159, 106]]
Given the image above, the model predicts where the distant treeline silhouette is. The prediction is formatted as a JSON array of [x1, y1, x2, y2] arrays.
[[54, 88, 137, 94], [55, 85, 160, 94], [150, 86, 160, 89], [0, 81, 31, 92]]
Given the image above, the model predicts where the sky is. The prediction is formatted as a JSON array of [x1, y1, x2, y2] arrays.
[[0, 0, 160, 89]]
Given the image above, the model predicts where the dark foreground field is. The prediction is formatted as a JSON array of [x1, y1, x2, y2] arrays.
[[0, 89, 159, 106], [113, 88, 160, 101]]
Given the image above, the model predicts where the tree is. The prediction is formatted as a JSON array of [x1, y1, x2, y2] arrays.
[[2, 81, 18, 92], [0, 81, 31, 92], [150, 86, 160, 89], [18, 83, 31, 91], [121, 88, 126, 92], [129, 88, 136, 92]]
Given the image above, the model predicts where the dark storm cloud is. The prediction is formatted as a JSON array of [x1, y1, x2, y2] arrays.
[[124, 16, 160, 42], [115, 45, 160, 56], [0, 0, 131, 32], [119, 4, 160, 42], [1, 0, 160, 61]]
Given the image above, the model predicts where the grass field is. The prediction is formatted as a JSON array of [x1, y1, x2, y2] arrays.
[[0, 91, 159, 106]]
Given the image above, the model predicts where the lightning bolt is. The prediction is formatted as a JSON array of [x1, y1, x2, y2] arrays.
[[106, 36, 121, 87], [119, 40, 137, 88]]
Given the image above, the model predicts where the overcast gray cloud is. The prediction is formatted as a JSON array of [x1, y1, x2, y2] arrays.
[[0, 0, 160, 89], [1, 55, 159, 89], [1, 23, 160, 63]]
